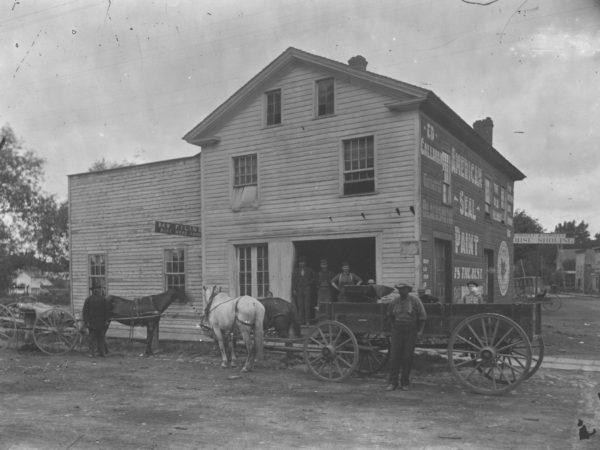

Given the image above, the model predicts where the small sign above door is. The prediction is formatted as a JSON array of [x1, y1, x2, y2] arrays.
[[154, 221, 201, 238]]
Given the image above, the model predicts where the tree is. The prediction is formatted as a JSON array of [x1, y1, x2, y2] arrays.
[[88, 158, 134, 172], [554, 220, 591, 248], [33, 196, 69, 270], [512, 209, 556, 281], [0, 125, 45, 253]]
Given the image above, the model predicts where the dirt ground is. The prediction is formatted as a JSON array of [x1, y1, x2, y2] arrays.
[[1, 295, 600, 450]]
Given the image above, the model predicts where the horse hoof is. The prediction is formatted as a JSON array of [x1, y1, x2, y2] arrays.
[[241, 367, 249, 373], [220, 363, 229, 369]]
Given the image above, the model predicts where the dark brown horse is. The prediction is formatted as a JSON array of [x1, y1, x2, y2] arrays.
[[258, 296, 301, 338], [106, 288, 188, 356]]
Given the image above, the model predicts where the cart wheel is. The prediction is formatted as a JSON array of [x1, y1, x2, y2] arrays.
[[448, 313, 532, 395], [542, 295, 562, 312], [33, 308, 79, 355], [303, 320, 359, 382], [356, 334, 390, 375], [524, 334, 545, 380], [0, 304, 17, 349]]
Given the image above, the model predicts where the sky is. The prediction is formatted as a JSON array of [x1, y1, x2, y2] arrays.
[[2, 0, 600, 235]]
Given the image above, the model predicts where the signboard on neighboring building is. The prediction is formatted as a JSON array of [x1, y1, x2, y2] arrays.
[[513, 233, 574, 245], [154, 221, 201, 237]]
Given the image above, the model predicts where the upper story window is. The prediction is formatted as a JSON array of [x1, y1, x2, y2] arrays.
[[316, 78, 334, 117], [232, 153, 258, 211], [165, 249, 185, 290], [484, 178, 492, 219], [343, 136, 374, 195], [234, 154, 257, 187], [441, 151, 451, 206], [265, 89, 281, 126]]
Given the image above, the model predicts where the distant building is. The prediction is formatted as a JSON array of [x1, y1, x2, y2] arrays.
[[10, 270, 53, 296]]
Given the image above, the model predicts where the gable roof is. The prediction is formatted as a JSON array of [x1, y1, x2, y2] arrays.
[[183, 47, 525, 181]]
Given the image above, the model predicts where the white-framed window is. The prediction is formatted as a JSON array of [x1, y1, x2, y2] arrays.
[[265, 89, 281, 126], [484, 178, 492, 219], [316, 78, 334, 117], [164, 249, 185, 290], [232, 153, 258, 211], [441, 151, 451, 205], [237, 244, 269, 298], [89, 253, 107, 296], [342, 135, 375, 195]]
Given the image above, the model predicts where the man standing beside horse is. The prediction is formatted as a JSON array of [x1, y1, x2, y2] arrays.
[[292, 256, 315, 325], [83, 286, 110, 357]]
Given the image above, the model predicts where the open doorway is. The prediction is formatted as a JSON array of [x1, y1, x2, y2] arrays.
[[293, 237, 376, 299]]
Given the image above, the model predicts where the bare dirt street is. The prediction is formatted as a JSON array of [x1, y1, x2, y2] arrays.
[[1, 295, 599, 450]]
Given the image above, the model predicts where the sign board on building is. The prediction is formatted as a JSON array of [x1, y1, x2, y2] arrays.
[[513, 233, 574, 245], [154, 221, 201, 238]]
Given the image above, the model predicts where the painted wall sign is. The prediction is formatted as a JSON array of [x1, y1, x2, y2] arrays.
[[454, 226, 480, 256], [457, 190, 477, 220], [451, 148, 482, 188], [154, 220, 201, 237], [497, 240, 510, 296], [453, 266, 483, 280]]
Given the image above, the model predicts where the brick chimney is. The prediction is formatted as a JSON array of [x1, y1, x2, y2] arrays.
[[348, 55, 368, 71], [473, 117, 494, 145]]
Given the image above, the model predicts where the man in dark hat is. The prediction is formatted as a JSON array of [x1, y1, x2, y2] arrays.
[[316, 258, 334, 307], [292, 256, 315, 325], [384, 282, 427, 391], [461, 280, 483, 304], [82, 286, 110, 357]]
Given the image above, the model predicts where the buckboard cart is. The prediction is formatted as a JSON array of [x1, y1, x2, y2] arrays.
[[264, 285, 543, 395], [0, 302, 81, 355]]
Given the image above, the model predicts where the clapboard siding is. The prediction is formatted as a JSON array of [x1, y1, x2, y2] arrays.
[[69, 156, 204, 340], [200, 63, 419, 293]]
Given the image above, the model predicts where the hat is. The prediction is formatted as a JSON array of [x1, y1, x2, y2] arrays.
[[341, 261, 350, 267], [466, 281, 479, 287], [394, 282, 412, 291], [367, 279, 375, 285]]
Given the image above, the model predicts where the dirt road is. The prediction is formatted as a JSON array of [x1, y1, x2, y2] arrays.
[[1, 295, 599, 449]]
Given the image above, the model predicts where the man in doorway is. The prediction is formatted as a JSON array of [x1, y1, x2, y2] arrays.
[[331, 261, 362, 301], [316, 258, 334, 307], [292, 256, 315, 325]]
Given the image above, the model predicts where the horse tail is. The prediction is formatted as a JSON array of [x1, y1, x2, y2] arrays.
[[254, 301, 265, 360], [289, 301, 302, 338]]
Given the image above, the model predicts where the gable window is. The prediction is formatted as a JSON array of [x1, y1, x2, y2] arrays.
[[165, 249, 185, 290], [232, 154, 258, 210], [89, 254, 107, 296], [343, 136, 375, 195], [316, 78, 334, 117], [265, 89, 281, 126], [238, 244, 269, 297]]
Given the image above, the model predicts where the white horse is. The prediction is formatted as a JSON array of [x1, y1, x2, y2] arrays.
[[202, 286, 265, 372]]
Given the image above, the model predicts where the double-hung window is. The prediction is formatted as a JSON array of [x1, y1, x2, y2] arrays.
[[265, 89, 281, 126], [484, 179, 492, 219], [316, 78, 334, 117], [165, 249, 185, 290], [89, 254, 107, 296], [441, 151, 451, 205], [238, 244, 269, 297], [232, 153, 258, 210], [343, 136, 375, 195]]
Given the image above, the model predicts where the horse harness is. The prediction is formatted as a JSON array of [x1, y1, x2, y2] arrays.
[[202, 288, 254, 333], [132, 295, 161, 318]]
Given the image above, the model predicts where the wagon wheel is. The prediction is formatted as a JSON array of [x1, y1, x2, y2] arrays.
[[447, 313, 532, 395], [524, 334, 545, 380], [541, 295, 562, 312], [356, 333, 390, 375], [303, 320, 359, 382], [0, 304, 17, 349], [33, 308, 79, 355]]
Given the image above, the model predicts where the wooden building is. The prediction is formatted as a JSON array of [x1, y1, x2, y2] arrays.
[[69, 47, 525, 339]]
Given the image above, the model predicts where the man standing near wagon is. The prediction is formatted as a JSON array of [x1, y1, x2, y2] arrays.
[[292, 256, 315, 325], [83, 286, 110, 357], [383, 282, 427, 391]]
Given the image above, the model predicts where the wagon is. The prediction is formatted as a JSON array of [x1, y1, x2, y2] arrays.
[[298, 285, 543, 395], [0, 302, 81, 355]]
